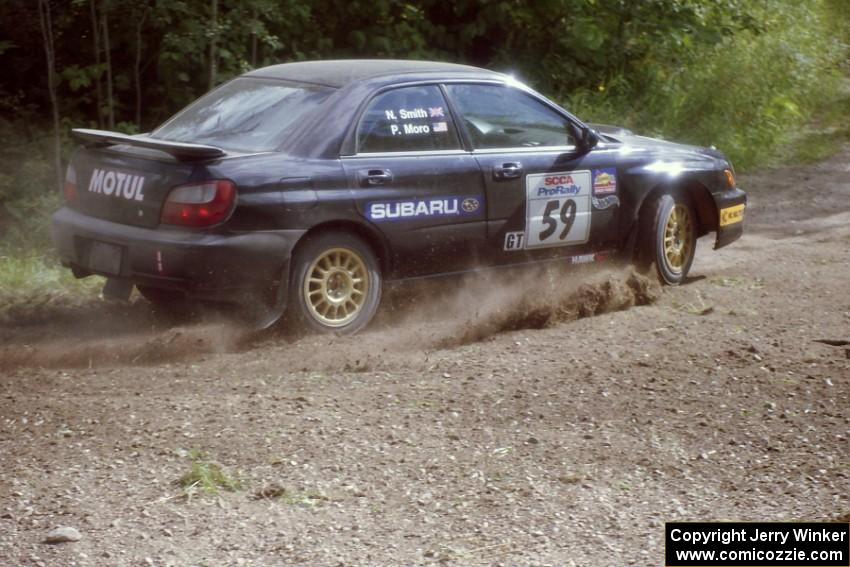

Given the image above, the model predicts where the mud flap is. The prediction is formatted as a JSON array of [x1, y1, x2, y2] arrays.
[[715, 221, 744, 249], [102, 278, 133, 301], [240, 272, 289, 331], [621, 222, 640, 263], [247, 294, 287, 330]]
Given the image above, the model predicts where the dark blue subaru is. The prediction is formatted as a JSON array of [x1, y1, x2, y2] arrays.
[[52, 60, 746, 333]]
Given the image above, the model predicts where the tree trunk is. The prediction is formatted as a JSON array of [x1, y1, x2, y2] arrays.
[[208, 0, 218, 90], [134, 8, 148, 130], [251, 6, 257, 67], [102, 0, 114, 130], [38, 0, 63, 193], [89, 0, 103, 129]]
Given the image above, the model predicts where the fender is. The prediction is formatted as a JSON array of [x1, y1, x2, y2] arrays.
[[615, 154, 727, 258]]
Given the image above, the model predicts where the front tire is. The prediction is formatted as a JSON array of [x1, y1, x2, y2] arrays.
[[288, 231, 381, 335], [638, 193, 697, 285]]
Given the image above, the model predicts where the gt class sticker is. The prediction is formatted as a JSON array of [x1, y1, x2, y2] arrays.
[[592, 168, 617, 194], [367, 195, 483, 222], [503, 231, 525, 251], [524, 170, 591, 249]]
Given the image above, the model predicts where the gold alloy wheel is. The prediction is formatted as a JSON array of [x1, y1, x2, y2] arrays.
[[304, 247, 369, 328], [663, 204, 694, 273]]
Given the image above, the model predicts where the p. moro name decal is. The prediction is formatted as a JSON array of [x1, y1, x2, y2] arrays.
[[367, 196, 482, 222], [88, 168, 146, 201]]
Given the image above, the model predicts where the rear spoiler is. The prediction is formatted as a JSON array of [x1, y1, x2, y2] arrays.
[[71, 128, 226, 161]]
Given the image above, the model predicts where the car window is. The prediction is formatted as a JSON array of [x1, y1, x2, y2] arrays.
[[445, 84, 575, 149], [152, 78, 333, 153], [357, 85, 461, 153]]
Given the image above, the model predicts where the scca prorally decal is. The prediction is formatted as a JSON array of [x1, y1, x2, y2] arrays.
[[367, 196, 484, 222], [591, 168, 617, 195], [537, 175, 582, 197], [88, 168, 146, 201]]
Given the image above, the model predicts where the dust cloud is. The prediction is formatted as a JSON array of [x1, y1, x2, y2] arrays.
[[0, 264, 660, 372]]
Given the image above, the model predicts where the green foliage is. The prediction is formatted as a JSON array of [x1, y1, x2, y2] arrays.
[[177, 449, 241, 496], [0, 119, 68, 252], [0, 134, 103, 318], [562, 0, 849, 169], [0, 40, 16, 56], [656, 1, 846, 168], [777, 78, 850, 164], [60, 64, 105, 92], [0, 253, 103, 322], [0, 0, 844, 169]]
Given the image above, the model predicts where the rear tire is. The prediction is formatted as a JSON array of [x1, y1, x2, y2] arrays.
[[288, 231, 381, 335], [637, 192, 697, 285]]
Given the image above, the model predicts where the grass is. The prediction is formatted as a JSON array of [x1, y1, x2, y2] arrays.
[[254, 483, 328, 508], [0, 142, 106, 322], [280, 488, 327, 508], [177, 449, 241, 497], [566, 2, 849, 172], [777, 79, 850, 165], [492, 446, 513, 457], [557, 473, 584, 484], [0, 253, 103, 322], [670, 291, 714, 316], [709, 276, 765, 290]]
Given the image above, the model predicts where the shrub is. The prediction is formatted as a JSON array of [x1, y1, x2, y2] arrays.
[[564, 0, 848, 169]]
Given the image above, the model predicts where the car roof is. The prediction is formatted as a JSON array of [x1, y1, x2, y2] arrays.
[[243, 59, 504, 88]]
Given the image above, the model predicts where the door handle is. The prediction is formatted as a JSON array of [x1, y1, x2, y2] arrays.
[[359, 168, 393, 186], [493, 162, 523, 180]]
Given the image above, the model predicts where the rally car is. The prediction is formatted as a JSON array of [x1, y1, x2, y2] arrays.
[[52, 60, 747, 333]]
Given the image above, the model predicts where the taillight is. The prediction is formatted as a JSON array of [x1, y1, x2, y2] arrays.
[[160, 180, 236, 227], [724, 169, 736, 189], [64, 164, 79, 206]]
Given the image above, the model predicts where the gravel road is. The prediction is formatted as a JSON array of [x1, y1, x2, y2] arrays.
[[1, 146, 848, 566]]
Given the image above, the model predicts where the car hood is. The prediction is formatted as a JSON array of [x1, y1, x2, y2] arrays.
[[590, 123, 729, 164]]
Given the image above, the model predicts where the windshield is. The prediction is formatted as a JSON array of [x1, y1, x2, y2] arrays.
[[152, 78, 334, 152]]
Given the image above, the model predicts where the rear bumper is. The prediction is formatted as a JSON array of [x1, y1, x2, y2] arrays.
[[713, 187, 747, 250], [51, 207, 304, 300]]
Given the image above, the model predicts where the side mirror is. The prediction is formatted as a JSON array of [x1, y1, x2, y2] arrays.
[[578, 126, 600, 151]]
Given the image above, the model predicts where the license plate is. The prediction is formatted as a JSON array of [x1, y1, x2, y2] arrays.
[[87, 241, 123, 275]]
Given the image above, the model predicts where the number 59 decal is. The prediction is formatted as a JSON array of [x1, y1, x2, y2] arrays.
[[524, 170, 591, 249]]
